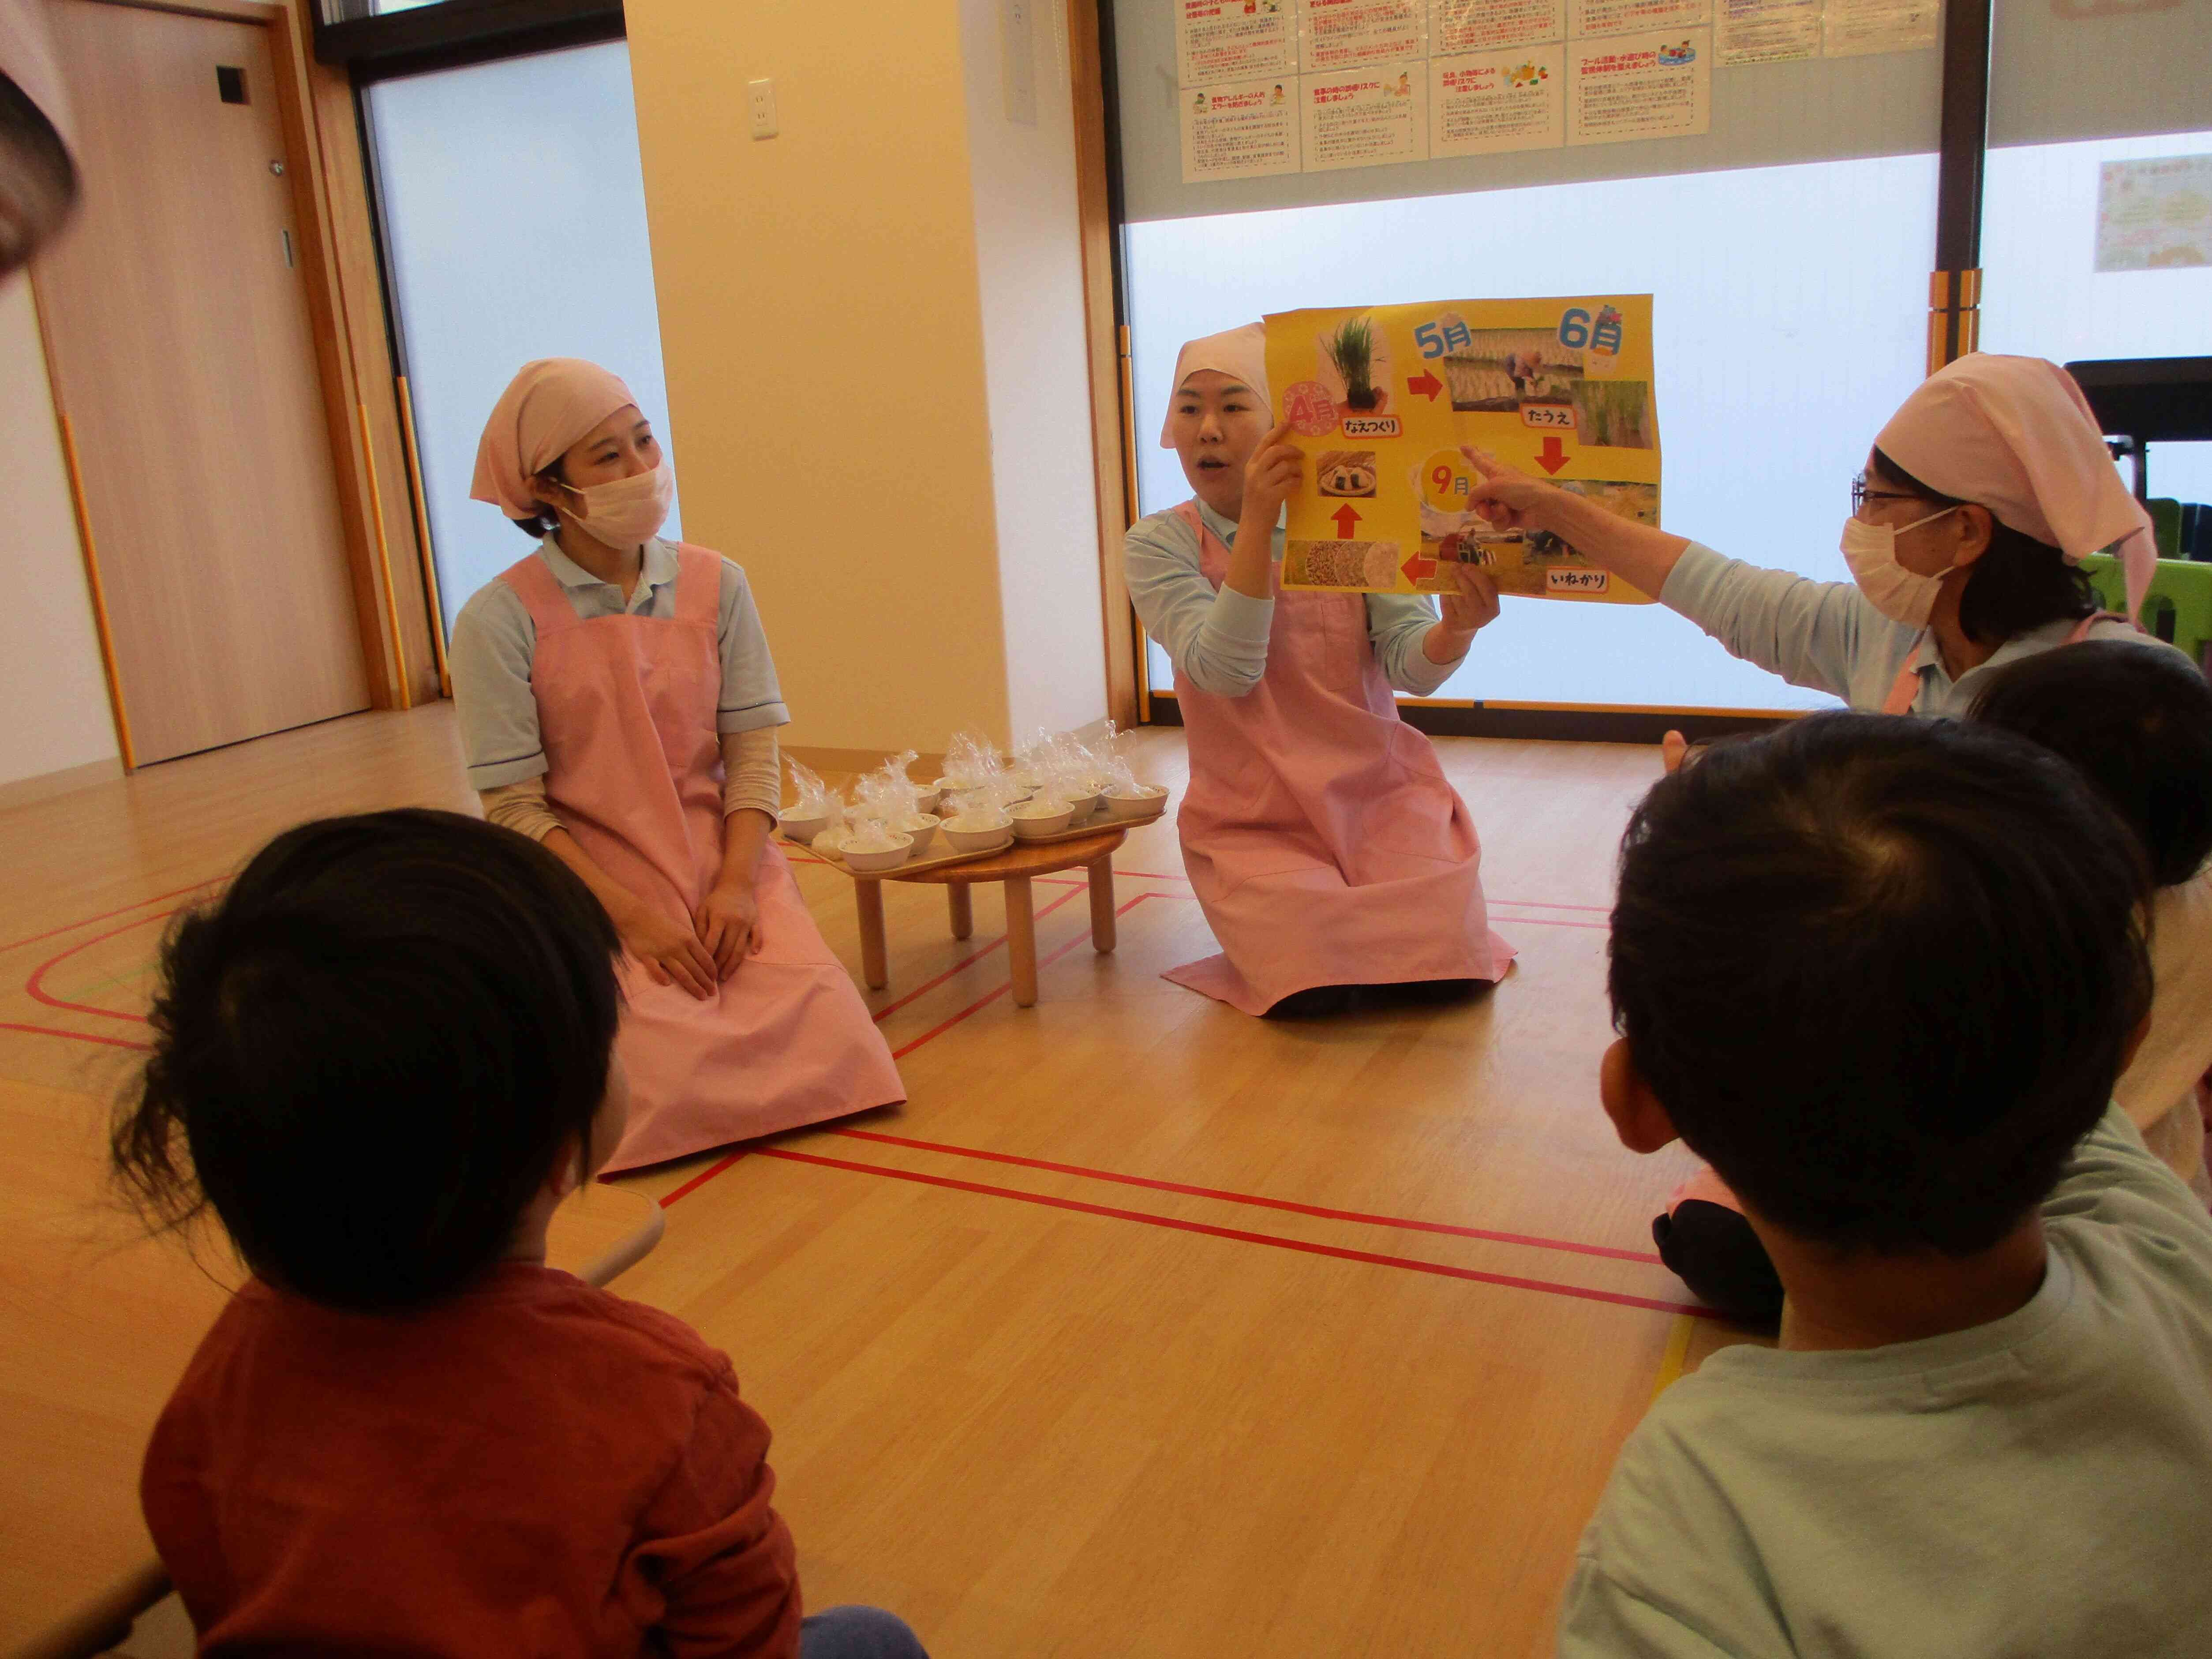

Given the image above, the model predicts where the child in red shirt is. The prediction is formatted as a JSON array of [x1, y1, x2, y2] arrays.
[[113, 809, 928, 1659]]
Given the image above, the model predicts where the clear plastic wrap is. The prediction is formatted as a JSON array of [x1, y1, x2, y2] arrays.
[[938, 729, 1019, 830], [779, 756, 846, 842], [941, 730, 1005, 796], [848, 750, 938, 852]]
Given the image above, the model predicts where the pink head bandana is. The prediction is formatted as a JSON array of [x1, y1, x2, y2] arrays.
[[1875, 353, 2157, 619], [1158, 322, 1270, 446], [471, 358, 641, 520]]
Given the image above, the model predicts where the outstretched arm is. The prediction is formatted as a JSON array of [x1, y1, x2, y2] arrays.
[[1462, 447, 1691, 600]]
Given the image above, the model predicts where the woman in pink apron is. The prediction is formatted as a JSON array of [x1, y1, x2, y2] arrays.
[[1464, 353, 2178, 1320], [450, 358, 902, 1171], [1123, 326, 1516, 1018]]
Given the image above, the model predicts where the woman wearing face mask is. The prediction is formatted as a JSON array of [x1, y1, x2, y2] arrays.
[[1463, 353, 2163, 720], [449, 358, 903, 1172], [1125, 324, 1516, 1019]]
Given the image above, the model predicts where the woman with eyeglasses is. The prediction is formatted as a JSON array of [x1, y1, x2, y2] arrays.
[[1463, 353, 2166, 719]]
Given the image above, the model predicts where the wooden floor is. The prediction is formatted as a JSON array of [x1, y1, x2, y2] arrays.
[[0, 703, 1757, 1656]]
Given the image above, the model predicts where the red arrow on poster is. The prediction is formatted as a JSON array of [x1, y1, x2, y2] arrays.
[[1402, 552, 1437, 584], [1406, 371, 1443, 401], [1535, 436, 1569, 475], [1331, 504, 1362, 536]]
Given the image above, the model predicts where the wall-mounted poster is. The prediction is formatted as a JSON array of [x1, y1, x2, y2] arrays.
[[1430, 0, 1567, 53], [2096, 154, 2212, 272], [1177, 0, 1296, 86], [1430, 47, 1565, 157], [1715, 0, 1821, 63], [1299, 64, 1428, 170], [1569, 0, 1710, 36], [1821, 0, 1937, 56], [1181, 76, 1303, 181], [1299, 0, 1428, 73], [1265, 295, 1661, 603], [1568, 29, 1710, 145]]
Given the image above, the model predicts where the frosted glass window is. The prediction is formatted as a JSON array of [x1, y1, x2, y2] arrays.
[[367, 41, 679, 634], [1980, 130, 2212, 512], [1130, 150, 1935, 710]]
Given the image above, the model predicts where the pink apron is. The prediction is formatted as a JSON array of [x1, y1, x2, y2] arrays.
[[1163, 502, 1514, 1015], [1880, 611, 2122, 713], [504, 545, 904, 1172]]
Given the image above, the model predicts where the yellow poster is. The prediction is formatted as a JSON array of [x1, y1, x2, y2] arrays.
[[1265, 295, 1659, 603]]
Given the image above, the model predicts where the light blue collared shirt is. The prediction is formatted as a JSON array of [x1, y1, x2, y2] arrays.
[[1659, 542, 2171, 716], [1560, 1105, 2212, 1658], [1122, 498, 1463, 698], [449, 534, 789, 790]]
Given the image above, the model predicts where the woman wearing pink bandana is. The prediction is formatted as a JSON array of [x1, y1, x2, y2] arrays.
[[1465, 353, 2169, 719], [449, 358, 902, 1172], [1124, 325, 1516, 1019]]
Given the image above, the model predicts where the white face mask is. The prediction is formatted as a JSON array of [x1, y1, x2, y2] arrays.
[[1840, 505, 1960, 627], [557, 461, 673, 551]]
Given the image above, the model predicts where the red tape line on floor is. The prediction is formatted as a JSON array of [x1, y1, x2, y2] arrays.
[[0, 1019, 150, 1052], [1099, 886, 1607, 931], [0, 880, 217, 958], [869, 887, 1087, 1024], [752, 1144, 1713, 1318], [26, 911, 177, 1024], [832, 1127, 1663, 1264], [887, 891, 1160, 1060], [654, 1149, 752, 1208]]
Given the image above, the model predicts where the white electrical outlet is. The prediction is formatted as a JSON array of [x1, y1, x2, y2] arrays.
[[747, 78, 778, 140]]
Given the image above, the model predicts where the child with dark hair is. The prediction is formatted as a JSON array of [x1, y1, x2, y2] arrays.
[[1561, 715, 2212, 1655], [1972, 640, 2212, 1196], [1656, 641, 2212, 1320], [116, 810, 927, 1659]]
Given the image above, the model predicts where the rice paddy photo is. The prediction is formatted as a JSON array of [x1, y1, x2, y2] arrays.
[[1572, 379, 1655, 449], [1555, 478, 1660, 526], [1442, 327, 1583, 411]]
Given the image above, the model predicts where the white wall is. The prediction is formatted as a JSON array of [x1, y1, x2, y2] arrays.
[[0, 276, 117, 790], [366, 42, 683, 636], [962, 0, 1108, 740]]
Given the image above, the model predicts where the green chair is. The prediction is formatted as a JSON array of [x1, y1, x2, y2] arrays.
[[2081, 550, 2212, 672]]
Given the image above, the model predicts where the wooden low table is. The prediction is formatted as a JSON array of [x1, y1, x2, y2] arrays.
[[853, 827, 1127, 1007]]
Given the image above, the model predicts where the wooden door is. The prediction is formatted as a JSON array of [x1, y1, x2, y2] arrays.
[[37, 0, 370, 765]]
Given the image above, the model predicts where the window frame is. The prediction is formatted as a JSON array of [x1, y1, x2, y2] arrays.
[[1093, 0, 2001, 738]]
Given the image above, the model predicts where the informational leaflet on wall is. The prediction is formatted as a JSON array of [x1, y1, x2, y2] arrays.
[[1431, 0, 1565, 53], [1177, 0, 1295, 84], [1714, 0, 1821, 63], [1182, 78, 1304, 180], [1569, 0, 1710, 35], [2095, 155, 2212, 272], [1300, 0, 1428, 72], [1568, 30, 1709, 144], [1301, 66, 1427, 170], [1265, 296, 1660, 603], [1430, 48, 1564, 157], [1175, 0, 1926, 187], [1820, 0, 1936, 56]]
